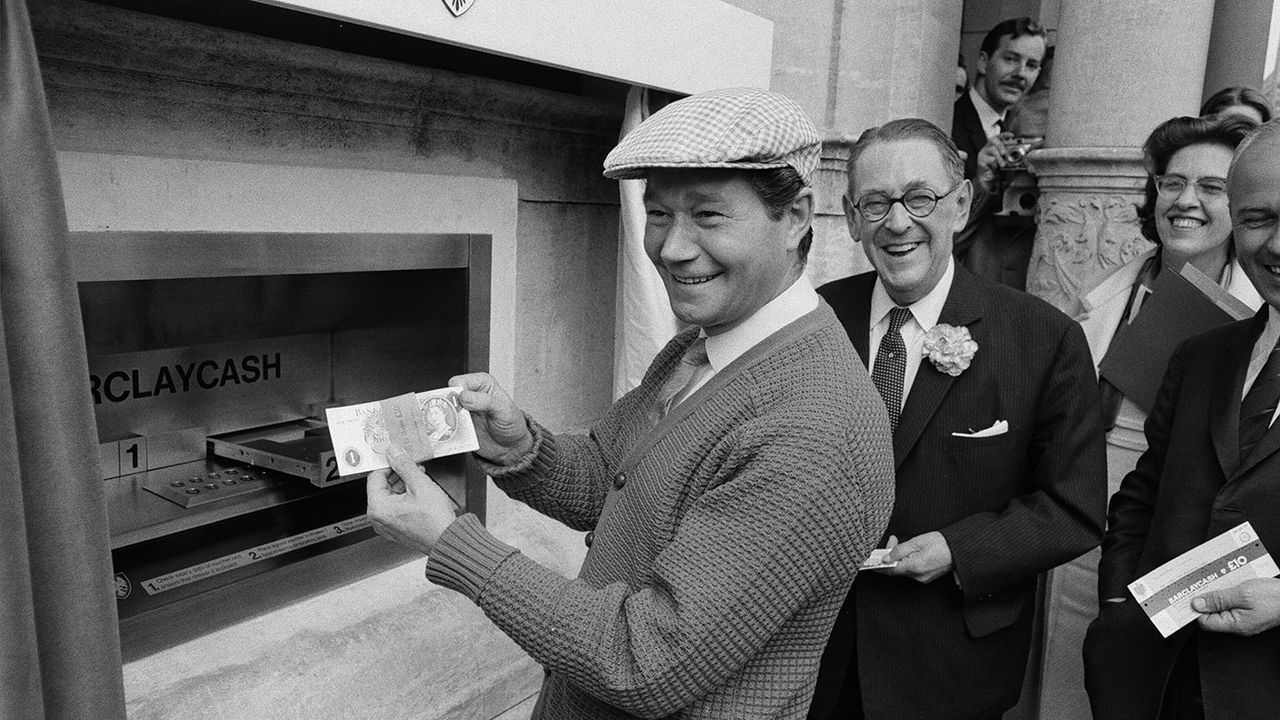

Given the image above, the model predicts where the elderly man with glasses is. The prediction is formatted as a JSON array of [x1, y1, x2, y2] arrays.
[[806, 118, 1107, 720]]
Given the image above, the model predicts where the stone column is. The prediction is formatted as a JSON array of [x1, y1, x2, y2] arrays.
[[1202, 0, 1277, 104], [1029, 6, 1215, 720], [1026, 0, 1216, 313]]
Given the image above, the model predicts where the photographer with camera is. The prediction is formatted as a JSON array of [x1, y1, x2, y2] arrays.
[[970, 128, 1042, 207], [952, 18, 1046, 181], [951, 18, 1048, 290]]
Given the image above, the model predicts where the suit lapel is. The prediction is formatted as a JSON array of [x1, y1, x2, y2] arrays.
[[1210, 319, 1254, 478], [894, 267, 984, 468], [847, 277, 873, 366], [955, 93, 988, 172], [1232, 312, 1280, 478], [962, 96, 987, 157], [1239, 416, 1280, 477]]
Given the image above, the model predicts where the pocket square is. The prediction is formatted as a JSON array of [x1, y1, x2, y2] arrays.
[[951, 420, 1008, 438]]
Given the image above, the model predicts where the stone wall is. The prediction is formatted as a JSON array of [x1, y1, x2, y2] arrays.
[[34, 2, 623, 430], [33, 0, 619, 717]]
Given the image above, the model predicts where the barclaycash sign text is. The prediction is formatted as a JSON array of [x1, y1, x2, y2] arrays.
[[90, 353, 282, 404]]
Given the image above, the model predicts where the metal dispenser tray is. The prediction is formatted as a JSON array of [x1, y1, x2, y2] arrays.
[[208, 419, 351, 488]]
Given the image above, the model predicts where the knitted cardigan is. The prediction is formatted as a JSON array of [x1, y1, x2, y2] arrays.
[[425, 304, 895, 719]]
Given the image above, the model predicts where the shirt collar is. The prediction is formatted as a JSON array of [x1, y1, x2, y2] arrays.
[[704, 274, 819, 372], [969, 86, 1005, 139], [870, 257, 955, 330]]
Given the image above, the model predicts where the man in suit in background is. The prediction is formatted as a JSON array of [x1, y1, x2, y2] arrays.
[[808, 118, 1106, 720], [952, 17, 1048, 290], [952, 17, 1046, 180], [1083, 118, 1280, 720]]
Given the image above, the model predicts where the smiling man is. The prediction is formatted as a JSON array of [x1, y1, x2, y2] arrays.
[[808, 118, 1105, 720], [1082, 118, 1280, 720], [364, 87, 896, 720]]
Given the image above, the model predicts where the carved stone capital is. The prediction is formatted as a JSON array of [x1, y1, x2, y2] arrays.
[[1025, 147, 1154, 314]]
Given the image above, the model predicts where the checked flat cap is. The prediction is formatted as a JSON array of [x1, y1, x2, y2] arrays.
[[603, 87, 821, 185]]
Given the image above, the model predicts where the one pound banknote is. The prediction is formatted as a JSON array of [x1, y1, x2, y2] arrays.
[[324, 387, 479, 477]]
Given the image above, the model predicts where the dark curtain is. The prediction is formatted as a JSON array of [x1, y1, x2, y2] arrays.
[[0, 1, 126, 718]]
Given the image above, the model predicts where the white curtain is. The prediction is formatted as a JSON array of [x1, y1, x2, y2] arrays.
[[612, 85, 678, 399]]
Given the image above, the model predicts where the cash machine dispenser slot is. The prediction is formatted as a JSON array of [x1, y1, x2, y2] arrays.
[[75, 232, 489, 645]]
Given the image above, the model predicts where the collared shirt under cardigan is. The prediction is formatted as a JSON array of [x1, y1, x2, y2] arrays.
[[680, 275, 819, 405]]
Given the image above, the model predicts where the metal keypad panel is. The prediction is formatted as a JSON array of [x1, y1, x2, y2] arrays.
[[142, 465, 291, 508]]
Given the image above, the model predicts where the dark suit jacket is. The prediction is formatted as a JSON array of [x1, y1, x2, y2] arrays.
[[952, 91, 988, 180], [810, 266, 1106, 720], [950, 93, 1035, 290], [1084, 311, 1280, 720]]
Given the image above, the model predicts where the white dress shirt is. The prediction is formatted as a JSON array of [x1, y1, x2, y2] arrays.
[[679, 275, 820, 402], [868, 259, 956, 414], [1242, 305, 1280, 429], [969, 87, 1006, 140]]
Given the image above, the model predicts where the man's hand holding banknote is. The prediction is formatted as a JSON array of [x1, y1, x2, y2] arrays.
[[443, 372, 533, 465], [366, 447, 459, 554], [365, 373, 532, 554]]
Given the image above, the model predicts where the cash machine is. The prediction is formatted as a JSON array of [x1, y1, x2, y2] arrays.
[[75, 231, 489, 649]]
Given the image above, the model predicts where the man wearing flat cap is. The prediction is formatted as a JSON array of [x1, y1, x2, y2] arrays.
[[364, 87, 896, 719]]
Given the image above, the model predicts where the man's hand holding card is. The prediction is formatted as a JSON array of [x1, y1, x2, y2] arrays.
[[1128, 522, 1280, 638]]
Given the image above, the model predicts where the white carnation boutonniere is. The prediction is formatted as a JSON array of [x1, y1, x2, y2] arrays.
[[922, 323, 977, 377]]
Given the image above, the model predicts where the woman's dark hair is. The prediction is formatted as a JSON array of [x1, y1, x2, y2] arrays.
[[1200, 86, 1273, 123], [1137, 114, 1259, 243], [748, 166, 813, 262]]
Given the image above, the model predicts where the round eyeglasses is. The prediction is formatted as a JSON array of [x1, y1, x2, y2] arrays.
[[1154, 174, 1228, 200], [852, 179, 965, 222]]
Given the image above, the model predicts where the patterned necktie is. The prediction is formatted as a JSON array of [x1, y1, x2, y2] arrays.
[[658, 336, 710, 416], [872, 307, 912, 432], [1240, 335, 1280, 461]]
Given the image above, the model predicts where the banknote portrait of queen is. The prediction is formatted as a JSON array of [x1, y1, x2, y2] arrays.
[[420, 393, 459, 442]]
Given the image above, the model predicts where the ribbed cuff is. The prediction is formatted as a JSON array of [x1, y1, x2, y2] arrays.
[[475, 416, 558, 492], [424, 514, 519, 601]]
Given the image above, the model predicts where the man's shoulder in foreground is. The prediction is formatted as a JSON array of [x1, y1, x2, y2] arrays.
[[1179, 311, 1262, 355], [815, 271, 876, 307], [743, 302, 880, 404]]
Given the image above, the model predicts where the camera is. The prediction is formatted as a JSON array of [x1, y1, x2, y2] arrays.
[[995, 136, 1044, 217], [1001, 136, 1041, 167], [1003, 142, 1034, 164], [997, 172, 1039, 217]]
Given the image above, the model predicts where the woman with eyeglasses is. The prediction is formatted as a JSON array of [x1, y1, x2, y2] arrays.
[[1038, 113, 1264, 720], [1084, 114, 1263, 464]]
